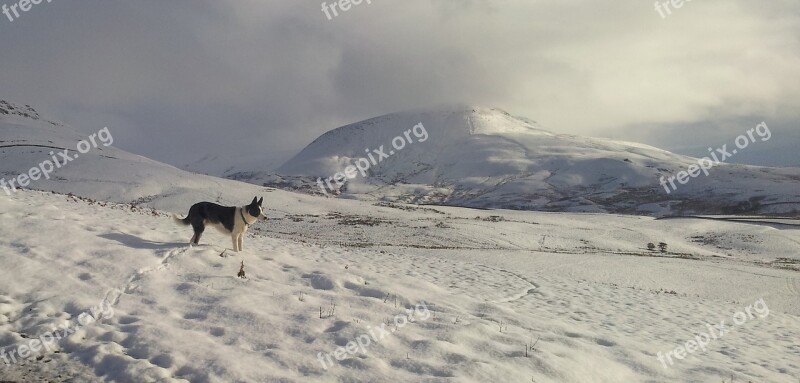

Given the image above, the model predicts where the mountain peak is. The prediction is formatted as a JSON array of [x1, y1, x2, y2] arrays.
[[310, 106, 550, 147]]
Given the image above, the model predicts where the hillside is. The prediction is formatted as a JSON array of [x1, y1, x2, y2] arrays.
[[0, 100, 277, 212]]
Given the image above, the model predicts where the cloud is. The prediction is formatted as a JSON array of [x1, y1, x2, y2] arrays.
[[0, 0, 797, 166]]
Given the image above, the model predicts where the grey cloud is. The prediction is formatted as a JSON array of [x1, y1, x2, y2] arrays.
[[0, 0, 797, 166]]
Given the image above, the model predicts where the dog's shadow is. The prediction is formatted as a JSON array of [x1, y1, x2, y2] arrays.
[[100, 232, 186, 251]]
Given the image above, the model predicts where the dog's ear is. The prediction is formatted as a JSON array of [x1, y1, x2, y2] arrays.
[[251, 196, 258, 205], [258, 197, 263, 206]]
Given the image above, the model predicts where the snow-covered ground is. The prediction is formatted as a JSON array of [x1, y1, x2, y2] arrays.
[[1, 188, 799, 382]]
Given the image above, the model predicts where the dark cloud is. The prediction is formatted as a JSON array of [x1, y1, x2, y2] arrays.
[[0, 0, 797, 167]]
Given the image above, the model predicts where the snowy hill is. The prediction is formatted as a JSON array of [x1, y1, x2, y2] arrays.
[[0, 100, 279, 212], [233, 107, 799, 216]]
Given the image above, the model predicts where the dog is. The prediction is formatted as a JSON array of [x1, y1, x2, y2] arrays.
[[174, 197, 266, 252]]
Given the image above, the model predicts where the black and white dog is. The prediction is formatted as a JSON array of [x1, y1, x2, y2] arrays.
[[174, 197, 267, 252]]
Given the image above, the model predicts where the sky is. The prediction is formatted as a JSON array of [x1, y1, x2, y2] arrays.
[[0, 0, 798, 168]]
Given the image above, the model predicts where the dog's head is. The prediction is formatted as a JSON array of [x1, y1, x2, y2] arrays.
[[246, 197, 267, 221]]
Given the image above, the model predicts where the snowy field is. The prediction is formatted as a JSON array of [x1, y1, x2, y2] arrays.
[[1, 188, 799, 382]]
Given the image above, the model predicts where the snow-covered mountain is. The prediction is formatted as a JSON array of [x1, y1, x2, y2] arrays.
[[231, 106, 798, 216]]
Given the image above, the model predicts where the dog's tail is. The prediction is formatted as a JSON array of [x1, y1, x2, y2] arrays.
[[173, 214, 190, 226]]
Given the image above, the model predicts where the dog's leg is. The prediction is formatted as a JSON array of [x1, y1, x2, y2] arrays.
[[238, 234, 244, 252], [232, 234, 240, 252], [191, 222, 204, 245]]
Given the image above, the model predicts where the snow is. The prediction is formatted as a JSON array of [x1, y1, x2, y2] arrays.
[[1, 101, 799, 382], [1, 189, 799, 382]]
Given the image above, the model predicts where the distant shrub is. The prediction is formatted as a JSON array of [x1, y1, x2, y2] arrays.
[[475, 215, 504, 222]]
